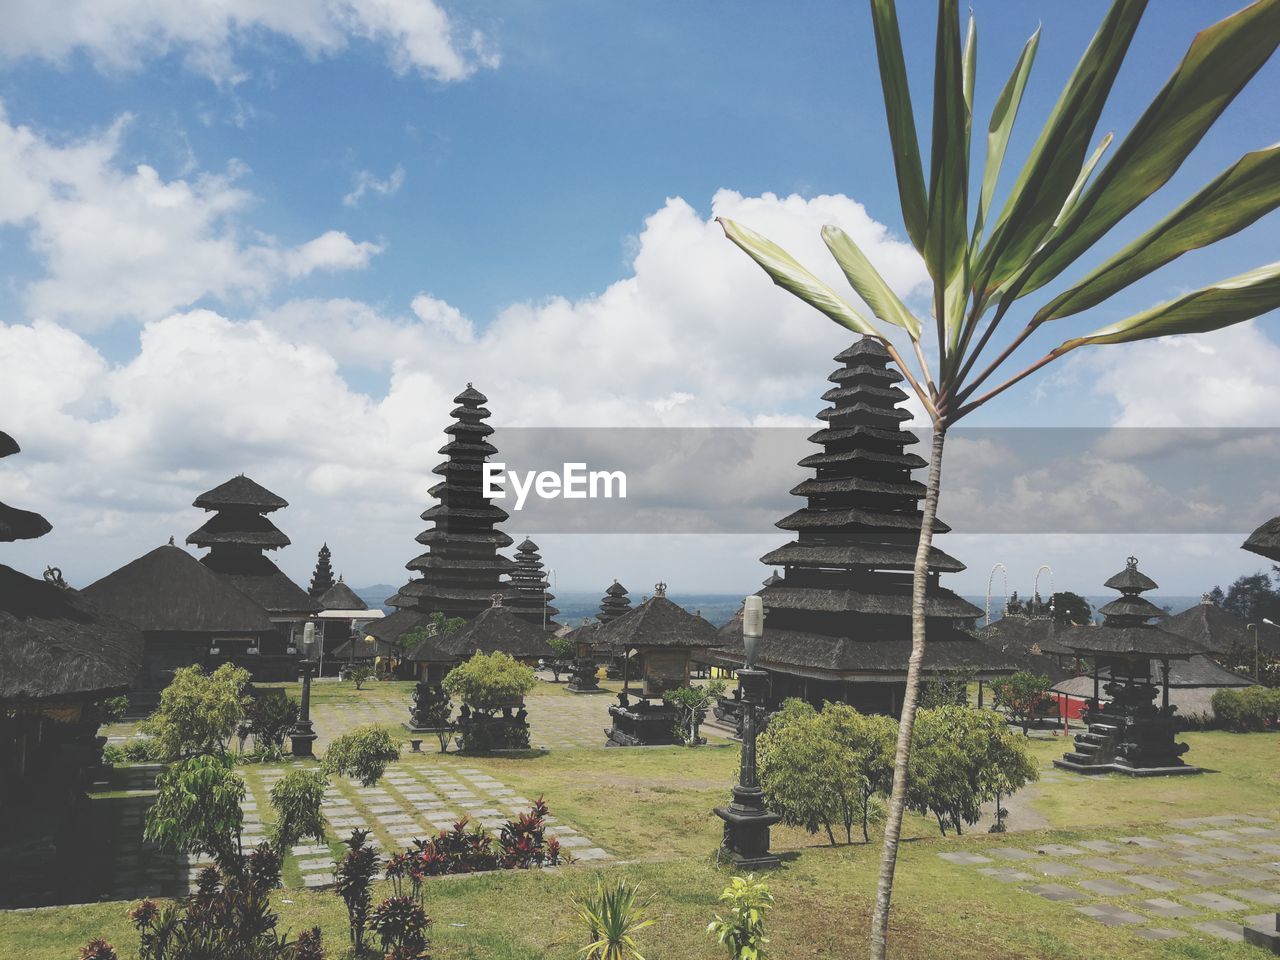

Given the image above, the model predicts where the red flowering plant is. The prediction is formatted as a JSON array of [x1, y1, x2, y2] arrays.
[[399, 799, 564, 876], [78, 938, 118, 960]]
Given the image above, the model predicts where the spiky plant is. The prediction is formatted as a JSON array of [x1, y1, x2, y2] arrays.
[[573, 879, 656, 960]]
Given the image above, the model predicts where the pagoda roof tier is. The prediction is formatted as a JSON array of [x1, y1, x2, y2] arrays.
[[1159, 602, 1255, 656], [84, 544, 277, 634], [454, 384, 488, 405], [431, 459, 487, 477], [797, 447, 926, 471], [0, 431, 19, 458], [435, 438, 498, 459], [0, 500, 53, 542], [821, 383, 909, 404], [1055, 623, 1204, 659], [762, 583, 982, 619], [515, 537, 541, 556], [421, 503, 511, 524], [432, 604, 557, 661], [450, 404, 491, 420], [1243, 515, 1280, 562], [594, 594, 719, 650], [405, 554, 516, 574], [415, 528, 514, 548], [776, 505, 951, 534], [760, 541, 965, 573], [391, 579, 511, 605], [817, 403, 913, 424], [713, 624, 1018, 676], [1098, 595, 1165, 622], [187, 511, 290, 550], [200, 551, 319, 616], [790, 476, 926, 499], [444, 420, 494, 438], [193, 475, 287, 513], [834, 339, 893, 363], [1103, 557, 1159, 593], [828, 363, 904, 385], [808, 424, 918, 448], [2, 563, 144, 702], [318, 579, 367, 612]]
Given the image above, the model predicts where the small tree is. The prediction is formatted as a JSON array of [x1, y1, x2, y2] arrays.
[[573, 879, 655, 960], [757, 700, 845, 844], [144, 754, 246, 870], [243, 689, 299, 757], [664, 678, 727, 746], [94, 695, 130, 724], [443, 651, 537, 716], [919, 667, 974, 709], [140, 663, 250, 760], [707, 874, 773, 960], [349, 664, 375, 690], [825, 704, 898, 843], [269, 768, 329, 856], [547, 634, 575, 682], [980, 719, 1039, 833], [323, 725, 402, 787], [991, 671, 1052, 735], [335, 829, 380, 956], [1049, 591, 1093, 626]]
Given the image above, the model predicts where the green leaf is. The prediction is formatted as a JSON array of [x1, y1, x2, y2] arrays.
[[1055, 262, 1280, 351], [1037, 145, 1280, 323], [869, 0, 928, 252], [925, 0, 970, 345], [976, 0, 1148, 296], [1021, 0, 1280, 296], [973, 28, 1039, 245], [1053, 133, 1113, 229], [717, 217, 882, 338], [821, 224, 922, 339]]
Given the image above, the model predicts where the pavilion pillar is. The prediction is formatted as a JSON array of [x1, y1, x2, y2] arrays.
[[1161, 658, 1170, 714]]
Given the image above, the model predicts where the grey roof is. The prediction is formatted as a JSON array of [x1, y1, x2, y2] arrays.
[[593, 595, 720, 650], [187, 511, 290, 549], [365, 607, 433, 647], [433, 604, 556, 660], [761, 583, 982, 619], [199, 551, 319, 616], [1103, 559, 1159, 593], [1, 563, 144, 701], [760, 541, 965, 573], [1158, 602, 1252, 656], [974, 617, 1074, 681], [1055, 623, 1205, 659], [83, 544, 276, 634], [0, 431, 52, 542], [1243, 515, 1280, 562], [318, 579, 367, 611], [193, 475, 287, 512]]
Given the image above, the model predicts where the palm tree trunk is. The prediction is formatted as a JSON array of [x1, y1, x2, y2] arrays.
[[869, 424, 946, 960]]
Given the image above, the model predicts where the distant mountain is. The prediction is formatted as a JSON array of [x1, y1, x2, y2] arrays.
[[354, 584, 397, 612]]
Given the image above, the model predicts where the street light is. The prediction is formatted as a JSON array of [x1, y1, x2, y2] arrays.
[[290, 621, 319, 757]]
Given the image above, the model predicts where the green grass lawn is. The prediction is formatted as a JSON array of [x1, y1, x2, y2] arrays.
[[33, 710, 1280, 960]]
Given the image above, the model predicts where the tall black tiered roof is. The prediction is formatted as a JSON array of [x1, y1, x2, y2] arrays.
[[506, 537, 558, 628], [598, 580, 632, 623], [719, 338, 1007, 679], [187, 475, 316, 616], [309, 543, 336, 598], [1057, 558, 1202, 659], [1, 431, 144, 701], [387, 385, 515, 621]]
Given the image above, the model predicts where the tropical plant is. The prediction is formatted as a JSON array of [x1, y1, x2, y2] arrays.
[[244, 689, 300, 757], [980, 718, 1040, 833], [140, 663, 250, 760], [144, 754, 246, 870], [335, 829, 380, 955], [718, 2, 1280, 953], [663, 679, 726, 745], [369, 895, 431, 959], [269, 768, 329, 856], [94, 694, 130, 724], [707, 874, 773, 960], [548, 634, 576, 682], [350, 664, 375, 690], [919, 667, 974, 709], [322, 725, 402, 787], [573, 879, 655, 960], [292, 926, 326, 960], [1211, 685, 1280, 730], [991, 671, 1053, 735], [78, 938, 118, 960]]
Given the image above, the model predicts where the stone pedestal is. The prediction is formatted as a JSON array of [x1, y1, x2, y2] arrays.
[[605, 694, 682, 746], [566, 656, 602, 693], [1245, 913, 1280, 954], [714, 668, 780, 868]]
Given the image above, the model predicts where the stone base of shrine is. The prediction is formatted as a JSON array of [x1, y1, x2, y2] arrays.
[[1244, 913, 1280, 954], [605, 702, 682, 746], [1053, 757, 1203, 777]]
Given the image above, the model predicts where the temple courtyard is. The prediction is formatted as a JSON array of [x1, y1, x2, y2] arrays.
[[5, 676, 1275, 960]]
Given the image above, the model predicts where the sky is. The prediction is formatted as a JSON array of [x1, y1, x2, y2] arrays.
[[0, 0, 1277, 602]]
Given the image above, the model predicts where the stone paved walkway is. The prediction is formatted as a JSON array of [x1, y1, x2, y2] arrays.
[[938, 813, 1280, 945]]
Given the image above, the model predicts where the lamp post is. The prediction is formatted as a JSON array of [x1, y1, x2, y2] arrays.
[[1260, 619, 1277, 681], [714, 595, 780, 869], [290, 621, 318, 757]]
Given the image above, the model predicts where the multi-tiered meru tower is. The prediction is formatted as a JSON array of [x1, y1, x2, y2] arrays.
[[506, 538, 558, 630], [386, 385, 515, 624], [716, 338, 1014, 712]]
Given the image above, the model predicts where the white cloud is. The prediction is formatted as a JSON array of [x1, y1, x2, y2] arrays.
[[0, 1, 498, 85], [343, 164, 406, 207], [0, 103, 382, 328]]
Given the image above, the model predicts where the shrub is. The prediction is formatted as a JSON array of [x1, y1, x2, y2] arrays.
[[95, 695, 130, 724], [369, 895, 431, 958], [574, 879, 655, 960], [322, 725, 402, 787], [122, 738, 160, 762], [707, 874, 773, 960], [144, 754, 246, 870], [78, 938, 118, 960], [444, 651, 537, 714], [101, 743, 126, 765], [991, 671, 1053, 735], [350, 665, 375, 690], [401, 798, 564, 876], [141, 663, 250, 760], [547, 634, 576, 682], [270, 768, 329, 855], [1212, 686, 1280, 731], [664, 679, 727, 745], [291, 926, 325, 960], [335, 830, 380, 955], [244, 689, 299, 756]]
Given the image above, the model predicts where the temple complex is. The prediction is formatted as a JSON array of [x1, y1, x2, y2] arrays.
[[0, 431, 144, 906], [1054, 557, 1205, 776], [715, 339, 1014, 712], [186, 475, 317, 647], [373, 385, 514, 648], [506, 537, 558, 630]]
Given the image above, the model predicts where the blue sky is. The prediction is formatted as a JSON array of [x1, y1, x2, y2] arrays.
[[0, 0, 1277, 597]]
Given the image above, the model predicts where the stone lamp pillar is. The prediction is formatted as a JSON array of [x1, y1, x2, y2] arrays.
[[715, 595, 780, 868], [290, 621, 319, 757]]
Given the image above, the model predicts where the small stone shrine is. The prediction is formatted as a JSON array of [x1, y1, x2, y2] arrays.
[[598, 583, 719, 746], [1054, 557, 1205, 776]]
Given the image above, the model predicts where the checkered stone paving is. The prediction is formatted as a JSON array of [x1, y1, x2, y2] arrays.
[[934, 813, 1280, 945]]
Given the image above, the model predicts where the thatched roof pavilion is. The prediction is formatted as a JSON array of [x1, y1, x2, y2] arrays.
[[384, 385, 515, 629], [594, 587, 720, 653], [717, 339, 1016, 712], [973, 616, 1074, 683], [429, 597, 556, 663], [318, 578, 367, 612], [1243, 515, 1280, 563]]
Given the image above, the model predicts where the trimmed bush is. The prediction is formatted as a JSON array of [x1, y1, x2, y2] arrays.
[[323, 725, 401, 786], [1212, 686, 1280, 731]]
